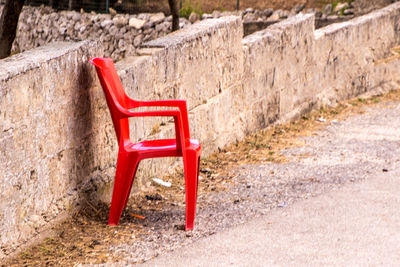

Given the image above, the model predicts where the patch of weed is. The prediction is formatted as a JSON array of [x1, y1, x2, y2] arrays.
[[179, 0, 203, 18]]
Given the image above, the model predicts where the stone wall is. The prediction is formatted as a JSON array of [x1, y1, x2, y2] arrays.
[[243, 14, 317, 127], [1, 2, 400, 259], [9, 5, 191, 61], [314, 6, 400, 103], [241, 2, 400, 129], [0, 41, 106, 258]]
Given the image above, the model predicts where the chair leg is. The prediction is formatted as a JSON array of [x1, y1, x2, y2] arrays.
[[196, 155, 200, 198], [108, 152, 139, 225], [122, 162, 139, 211], [183, 149, 201, 231]]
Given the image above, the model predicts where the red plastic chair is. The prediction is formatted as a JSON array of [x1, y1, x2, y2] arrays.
[[89, 57, 201, 230]]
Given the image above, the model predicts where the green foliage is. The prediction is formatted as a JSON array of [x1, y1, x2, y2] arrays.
[[320, 0, 354, 5], [331, 1, 339, 11], [322, 0, 354, 15], [179, 0, 203, 19]]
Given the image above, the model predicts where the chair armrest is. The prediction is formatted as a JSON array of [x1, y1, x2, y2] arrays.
[[136, 99, 187, 109], [113, 99, 182, 119], [120, 109, 181, 118], [119, 108, 187, 150], [125, 99, 186, 110], [134, 100, 191, 138]]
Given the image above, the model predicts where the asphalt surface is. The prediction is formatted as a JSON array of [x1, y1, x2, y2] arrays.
[[138, 101, 400, 266]]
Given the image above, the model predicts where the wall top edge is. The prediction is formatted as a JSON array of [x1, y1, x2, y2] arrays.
[[315, 1, 400, 39], [142, 16, 242, 49], [268, 13, 314, 30], [242, 13, 314, 45], [0, 40, 99, 82]]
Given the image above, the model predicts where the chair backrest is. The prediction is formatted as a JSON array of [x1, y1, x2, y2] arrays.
[[89, 57, 130, 143]]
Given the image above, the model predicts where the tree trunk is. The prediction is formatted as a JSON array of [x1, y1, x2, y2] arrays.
[[168, 0, 180, 31], [0, 0, 24, 59]]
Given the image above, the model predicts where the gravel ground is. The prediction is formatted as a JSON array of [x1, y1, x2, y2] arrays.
[[89, 100, 400, 266]]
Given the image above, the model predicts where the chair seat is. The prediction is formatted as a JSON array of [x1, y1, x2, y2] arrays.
[[126, 138, 200, 158], [129, 139, 177, 151]]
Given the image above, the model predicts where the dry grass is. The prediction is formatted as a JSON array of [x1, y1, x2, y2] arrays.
[[200, 89, 400, 171]]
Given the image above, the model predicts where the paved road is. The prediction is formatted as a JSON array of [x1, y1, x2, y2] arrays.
[[141, 171, 400, 266], [139, 101, 400, 267]]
